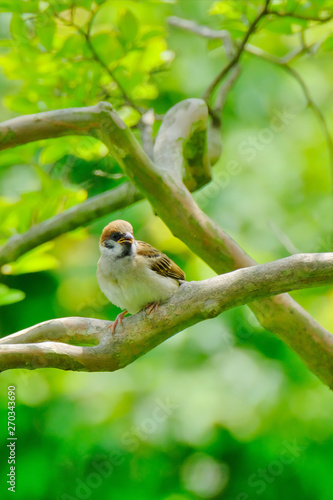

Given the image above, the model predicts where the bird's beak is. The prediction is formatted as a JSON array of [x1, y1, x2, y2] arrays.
[[118, 232, 134, 245]]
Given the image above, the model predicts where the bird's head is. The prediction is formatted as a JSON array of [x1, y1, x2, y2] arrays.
[[99, 220, 136, 258]]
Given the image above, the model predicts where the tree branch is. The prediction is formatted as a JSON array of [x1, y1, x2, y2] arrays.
[[244, 44, 333, 187], [202, 0, 270, 103], [1, 253, 333, 387], [54, 12, 144, 114], [213, 64, 242, 115], [0, 101, 211, 266], [138, 109, 155, 160], [1, 99, 333, 387], [245, 43, 304, 64], [167, 10, 330, 148], [153, 99, 212, 191], [0, 104, 103, 150], [168, 16, 235, 58], [267, 10, 333, 24], [167, 16, 241, 123], [0, 317, 106, 346], [117, 98, 333, 389], [284, 67, 333, 182], [0, 182, 142, 268]]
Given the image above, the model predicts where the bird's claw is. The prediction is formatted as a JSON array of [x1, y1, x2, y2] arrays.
[[108, 303, 158, 335], [144, 302, 160, 315], [108, 310, 128, 335]]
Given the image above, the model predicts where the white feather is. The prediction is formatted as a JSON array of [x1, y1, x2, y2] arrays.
[[97, 241, 179, 314]]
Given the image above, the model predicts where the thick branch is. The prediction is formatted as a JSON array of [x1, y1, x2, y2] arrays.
[[0, 317, 106, 346], [1, 99, 333, 388], [1, 253, 333, 386], [0, 104, 103, 150], [106, 98, 333, 389], [0, 182, 141, 267], [0, 103, 210, 185], [0, 102, 211, 266], [153, 99, 212, 190], [168, 14, 333, 214]]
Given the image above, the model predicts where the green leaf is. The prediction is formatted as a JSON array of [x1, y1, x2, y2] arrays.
[[118, 106, 141, 127], [118, 10, 138, 43], [139, 36, 168, 71], [40, 142, 72, 164], [265, 18, 297, 34], [209, 1, 243, 19], [0, 40, 13, 47], [0, 0, 20, 10], [140, 28, 166, 42], [321, 35, 333, 51], [41, 0, 76, 14], [36, 18, 56, 51], [10, 13, 29, 43], [4, 95, 37, 114], [4, 95, 38, 114], [57, 34, 88, 58], [289, 0, 330, 17], [0, 0, 39, 12], [207, 39, 223, 51], [3, 242, 59, 275], [0, 284, 25, 306], [219, 21, 247, 38], [90, 33, 124, 62], [74, 0, 93, 8]]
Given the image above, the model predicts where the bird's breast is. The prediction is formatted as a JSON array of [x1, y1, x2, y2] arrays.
[[97, 254, 179, 314]]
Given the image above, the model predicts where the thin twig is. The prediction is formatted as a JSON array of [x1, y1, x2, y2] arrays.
[[214, 64, 241, 114], [244, 44, 304, 65], [168, 16, 235, 57], [0, 183, 142, 268], [70, 2, 74, 24], [245, 43, 333, 187], [267, 10, 333, 24], [202, 0, 271, 103], [167, 16, 240, 123], [244, 43, 305, 65], [283, 65, 333, 170], [55, 12, 144, 114]]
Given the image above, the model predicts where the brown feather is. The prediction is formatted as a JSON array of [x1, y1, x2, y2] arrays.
[[100, 220, 133, 244], [137, 241, 186, 281]]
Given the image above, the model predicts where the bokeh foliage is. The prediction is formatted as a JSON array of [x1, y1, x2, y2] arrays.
[[1, 0, 333, 499]]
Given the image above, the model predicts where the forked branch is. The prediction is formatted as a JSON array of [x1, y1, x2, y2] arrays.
[[1, 99, 333, 388], [1, 253, 333, 388]]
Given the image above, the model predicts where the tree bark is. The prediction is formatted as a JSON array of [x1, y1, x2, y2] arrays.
[[1, 100, 333, 387]]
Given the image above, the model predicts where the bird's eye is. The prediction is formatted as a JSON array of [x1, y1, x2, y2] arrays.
[[110, 232, 121, 241]]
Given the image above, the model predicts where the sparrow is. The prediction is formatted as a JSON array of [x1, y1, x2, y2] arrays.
[[97, 220, 186, 333]]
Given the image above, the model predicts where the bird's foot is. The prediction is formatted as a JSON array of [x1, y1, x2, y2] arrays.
[[109, 310, 128, 335], [144, 302, 160, 315]]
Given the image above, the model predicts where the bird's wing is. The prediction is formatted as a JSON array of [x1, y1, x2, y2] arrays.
[[136, 241, 186, 281]]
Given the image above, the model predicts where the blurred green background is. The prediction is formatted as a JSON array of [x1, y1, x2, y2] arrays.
[[1, 0, 333, 499]]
